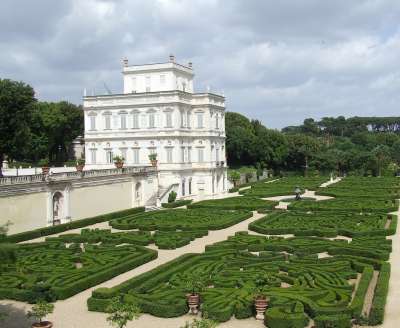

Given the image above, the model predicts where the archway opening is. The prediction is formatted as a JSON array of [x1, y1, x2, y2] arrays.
[[52, 191, 64, 225]]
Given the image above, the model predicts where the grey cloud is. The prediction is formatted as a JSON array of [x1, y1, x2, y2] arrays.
[[1, 0, 400, 128]]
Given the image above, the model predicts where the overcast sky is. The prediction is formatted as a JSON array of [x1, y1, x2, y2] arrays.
[[1, 0, 400, 129]]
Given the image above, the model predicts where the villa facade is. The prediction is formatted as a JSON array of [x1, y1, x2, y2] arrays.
[[83, 56, 228, 202]]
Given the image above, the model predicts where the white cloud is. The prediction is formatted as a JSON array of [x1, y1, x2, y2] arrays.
[[0, 0, 400, 128]]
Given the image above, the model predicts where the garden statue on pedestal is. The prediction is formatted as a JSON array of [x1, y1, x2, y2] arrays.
[[294, 186, 302, 201]]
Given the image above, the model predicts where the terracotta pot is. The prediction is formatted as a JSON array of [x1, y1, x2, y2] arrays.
[[32, 321, 53, 328], [76, 164, 84, 172], [254, 296, 268, 320], [115, 162, 124, 169], [41, 166, 50, 175], [150, 160, 158, 167], [186, 293, 200, 314]]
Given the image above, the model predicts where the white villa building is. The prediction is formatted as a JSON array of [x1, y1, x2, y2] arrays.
[[83, 56, 228, 203]]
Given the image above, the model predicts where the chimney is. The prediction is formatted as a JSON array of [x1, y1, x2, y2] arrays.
[[122, 57, 128, 67], [188, 62, 193, 68], [169, 54, 175, 62]]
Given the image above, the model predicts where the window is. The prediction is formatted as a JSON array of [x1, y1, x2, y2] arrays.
[[165, 112, 172, 127], [216, 147, 220, 162], [197, 148, 204, 163], [131, 77, 136, 93], [211, 145, 214, 161], [120, 113, 127, 129], [133, 148, 139, 164], [166, 148, 173, 163], [187, 111, 191, 128], [180, 111, 185, 127], [132, 112, 139, 129], [196, 113, 203, 128], [216, 114, 219, 129], [106, 150, 113, 164], [104, 114, 111, 130], [120, 148, 127, 161], [182, 179, 186, 196], [89, 115, 96, 130], [146, 76, 151, 92], [160, 75, 165, 84], [149, 112, 155, 128], [188, 179, 192, 195], [188, 147, 192, 163], [90, 149, 97, 164], [181, 147, 185, 163], [182, 82, 186, 92]]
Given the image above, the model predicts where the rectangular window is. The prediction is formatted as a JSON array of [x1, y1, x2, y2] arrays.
[[188, 147, 192, 163], [120, 148, 127, 161], [149, 113, 155, 128], [182, 180, 185, 196], [160, 75, 165, 84], [106, 150, 113, 164], [105, 115, 111, 130], [216, 148, 220, 162], [166, 148, 173, 163], [90, 115, 96, 130], [132, 112, 139, 129], [197, 148, 204, 163], [166, 112, 172, 127], [187, 111, 191, 128], [146, 76, 151, 92], [90, 149, 97, 164], [133, 148, 139, 164], [120, 114, 127, 129], [216, 114, 219, 129], [188, 179, 192, 194], [196, 113, 203, 128], [181, 147, 185, 163], [131, 77, 136, 93]]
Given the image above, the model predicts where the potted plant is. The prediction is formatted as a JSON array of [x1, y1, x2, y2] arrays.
[[27, 300, 54, 328], [76, 157, 85, 172], [148, 153, 158, 166], [183, 274, 206, 315], [38, 158, 50, 175], [106, 296, 141, 328], [113, 155, 125, 169]]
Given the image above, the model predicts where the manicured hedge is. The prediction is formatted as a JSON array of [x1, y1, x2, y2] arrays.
[[4, 207, 145, 243], [188, 196, 278, 211], [87, 231, 391, 324], [249, 211, 397, 238], [0, 239, 157, 303], [110, 208, 252, 231], [369, 263, 391, 325], [161, 200, 193, 208]]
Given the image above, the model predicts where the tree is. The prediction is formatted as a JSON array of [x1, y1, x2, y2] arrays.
[[107, 296, 141, 328], [27, 300, 54, 325], [0, 79, 36, 175], [228, 170, 241, 187], [372, 145, 391, 177]]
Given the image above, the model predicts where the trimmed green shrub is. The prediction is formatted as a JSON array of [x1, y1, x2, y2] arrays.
[[188, 197, 277, 211], [161, 200, 192, 208], [369, 263, 390, 325]]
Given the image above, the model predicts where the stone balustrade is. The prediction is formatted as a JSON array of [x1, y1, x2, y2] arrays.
[[0, 166, 156, 186]]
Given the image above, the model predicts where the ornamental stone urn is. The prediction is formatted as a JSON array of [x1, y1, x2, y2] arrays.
[[254, 296, 268, 320], [186, 293, 200, 314], [32, 321, 53, 328]]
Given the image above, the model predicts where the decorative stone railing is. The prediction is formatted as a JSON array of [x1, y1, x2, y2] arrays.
[[0, 166, 156, 186]]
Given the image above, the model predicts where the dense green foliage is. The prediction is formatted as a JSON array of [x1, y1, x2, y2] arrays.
[[88, 232, 391, 324], [226, 112, 400, 176], [161, 199, 192, 208], [0, 239, 157, 302], [187, 197, 277, 211], [239, 177, 327, 198], [0, 79, 83, 169], [249, 211, 397, 238], [110, 209, 252, 231]]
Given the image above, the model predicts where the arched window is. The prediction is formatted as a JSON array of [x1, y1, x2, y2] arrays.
[[189, 178, 192, 195]]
